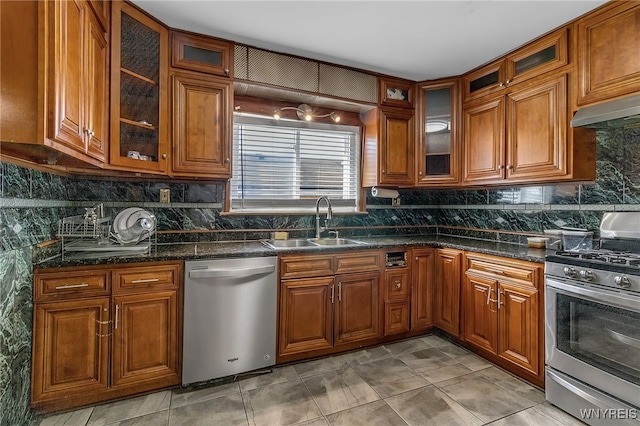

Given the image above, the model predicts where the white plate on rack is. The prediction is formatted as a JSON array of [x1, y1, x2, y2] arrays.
[[112, 208, 156, 245]]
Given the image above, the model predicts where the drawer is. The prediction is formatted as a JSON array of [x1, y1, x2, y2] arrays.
[[112, 263, 181, 294], [280, 255, 333, 279], [385, 269, 410, 301], [465, 253, 540, 287], [35, 270, 110, 301], [334, 251, 381, 274], [384, 301, 410, 336]]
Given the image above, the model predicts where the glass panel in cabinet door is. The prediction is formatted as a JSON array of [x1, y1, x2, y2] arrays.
[[183, 45, 222, 67], [514, 45, 556, 75], [469, 71, 499, 93], [424, 87, 452, 176], [119, 122, 159, 163], [120, 12, 160, 81]]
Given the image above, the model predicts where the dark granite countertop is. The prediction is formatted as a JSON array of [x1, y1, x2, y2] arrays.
[[35, 235, 547, 269]]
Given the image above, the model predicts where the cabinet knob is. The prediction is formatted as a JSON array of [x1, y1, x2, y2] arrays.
[[162, 154, 167, 159], [225, 157, 230, 163], [381, 169, 385, 174], [505, 79, 512, 85], [506, 165, 512, 170], [84, 128, 94, 137], [224, 68, 230, 75], [418, 171, 423, 176], [395, 282, 401, 289], [499, 82, 505, 88], [415, 257, 418, 261], [498, 165, 504, 170]]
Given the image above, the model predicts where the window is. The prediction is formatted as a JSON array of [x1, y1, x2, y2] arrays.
[[230, 115, 361, 213]]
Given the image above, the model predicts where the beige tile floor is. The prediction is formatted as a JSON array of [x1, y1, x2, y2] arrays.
[[37, 335, 585, 426]]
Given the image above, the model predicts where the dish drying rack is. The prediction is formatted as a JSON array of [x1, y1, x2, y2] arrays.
[[57, 205, 156, 260]]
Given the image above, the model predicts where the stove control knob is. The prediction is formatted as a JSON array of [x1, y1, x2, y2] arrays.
[[563, 267, 577, 278], [579, 270, 594, 281], [614, 275, 631, 289]]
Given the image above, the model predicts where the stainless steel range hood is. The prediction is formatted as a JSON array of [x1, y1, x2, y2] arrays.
[[571, 93, 640, 129]]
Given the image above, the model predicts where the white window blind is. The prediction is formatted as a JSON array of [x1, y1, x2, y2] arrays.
[[231, 115, 361, 213]]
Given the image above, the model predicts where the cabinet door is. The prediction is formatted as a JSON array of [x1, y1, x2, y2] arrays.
[[411, 248, 434, 331], [506, 75, 567, 181], [498, 282, 539, 375], [49, 0, 86, 151], [32, 298, 110, 404], [416, 79, 460, 186], [577, 2, 640, 105], [171, 31, 232, 77], [172, 73, 231, 178], [463, 274, 498, 354], [379, 107, 415, 185], [278, 277, 334, 357], [434, 249, 462, 336], [462, 96, 505, 184], [334, 272, 381, 345], [84, 9, 108, 161], [110, 2, 169, 173], [111, 291, 180, 387], [384, 301, 410, 336]]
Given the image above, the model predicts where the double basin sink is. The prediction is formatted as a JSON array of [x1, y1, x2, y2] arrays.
[[262, 238, 368, 250]]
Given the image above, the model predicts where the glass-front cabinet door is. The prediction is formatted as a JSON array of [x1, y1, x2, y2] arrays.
[[110, 1, 168, 174], [416, 78, 460, 186]]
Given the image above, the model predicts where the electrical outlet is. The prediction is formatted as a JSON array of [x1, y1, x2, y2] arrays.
[[159, 188, 170, 203], [392, 197, 401, 207]]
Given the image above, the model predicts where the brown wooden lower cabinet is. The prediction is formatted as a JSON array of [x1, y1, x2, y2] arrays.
[[434, 248, 463, 336], [31, 261, 182, 413], [410, 248, 435, 331], [277, 251, 383, 362], [462, 252, 543, 386]]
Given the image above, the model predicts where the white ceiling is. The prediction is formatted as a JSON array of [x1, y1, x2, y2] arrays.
[[132, 0, 607, 81]]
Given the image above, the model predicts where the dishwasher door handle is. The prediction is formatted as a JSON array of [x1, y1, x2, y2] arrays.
[[189, 264, 275, 279]]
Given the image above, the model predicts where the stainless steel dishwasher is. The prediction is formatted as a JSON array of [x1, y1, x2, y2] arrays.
[[183, 256, 277, 385]]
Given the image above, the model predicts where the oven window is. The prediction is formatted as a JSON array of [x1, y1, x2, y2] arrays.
[[557, 294, 640, 386]]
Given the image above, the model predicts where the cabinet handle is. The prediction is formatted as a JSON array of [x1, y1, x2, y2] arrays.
[[114, 304, 119, 330], [395, 282, 402, 289], [418, 171, 423, 176], [224, 68, 230, 75], [498, 165, 504, 170], [381, 169, 385, 174], [499, 290, 504, 306], [505, 78, 512, 85], [162, 154, 167, 159], [484, 267, 505, 275], [415, 257, 418, 261], [131, 278, 160, 284], [330, 284, 334, 304], [55, 283, 89, 290], [499, 82, 505, 88], [225, 158, 230, 163], [487, 287, 498, 312], [95, 319, 111, 325], [338, 282, 342, 302], [506, 165, 512, 170], [96, 332, 112, 338]]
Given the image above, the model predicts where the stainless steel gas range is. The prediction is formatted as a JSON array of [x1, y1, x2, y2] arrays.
[[545, 212, 640, 425]]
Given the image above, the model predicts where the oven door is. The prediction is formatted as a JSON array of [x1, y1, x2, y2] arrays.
[[546, 277, 640, 408]]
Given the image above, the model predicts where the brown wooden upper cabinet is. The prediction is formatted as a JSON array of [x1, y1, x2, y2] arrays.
[[88, 0, 109, 32], [378, 107, 415, 186], [109, 1, 169, 174], [576, 2, 640, 106], [171, 31, 232, 77], [48, 0, 109, 163], [463, 29, 568, 102], [379, 76, 414, 108], [463, 73, 571, 185], [416, 78, 461, 186], [171, 72, 231, 178]]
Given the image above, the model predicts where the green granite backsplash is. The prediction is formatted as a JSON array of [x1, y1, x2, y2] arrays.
[[1, 127, 639, 425]]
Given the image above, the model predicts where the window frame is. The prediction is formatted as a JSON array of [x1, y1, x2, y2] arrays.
[[227, 114, 364, 215]]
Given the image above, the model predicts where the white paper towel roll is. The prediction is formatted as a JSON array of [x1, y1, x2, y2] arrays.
[[371, 187, 399, 199]]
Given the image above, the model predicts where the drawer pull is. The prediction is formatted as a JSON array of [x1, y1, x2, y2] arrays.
[[95, 319, 111, 325], [484, 267, 505, 275], [115, 305, 119, 330], [55, 283, 89, 290], [131, 278, 160, 284], [96, 333, 112, 338]]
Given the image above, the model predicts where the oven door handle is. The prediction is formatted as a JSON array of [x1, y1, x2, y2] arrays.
[[546, 369, 613, 411], [546, 278, 640, 313]]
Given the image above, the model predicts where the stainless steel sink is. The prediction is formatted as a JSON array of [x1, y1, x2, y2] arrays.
[[263, 239, 318, 248], [309, 238, 367, 246], [262, 238, 368, 249]]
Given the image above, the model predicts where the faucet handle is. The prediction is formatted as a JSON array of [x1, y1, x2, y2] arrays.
[[328, 230, 339, 239]]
